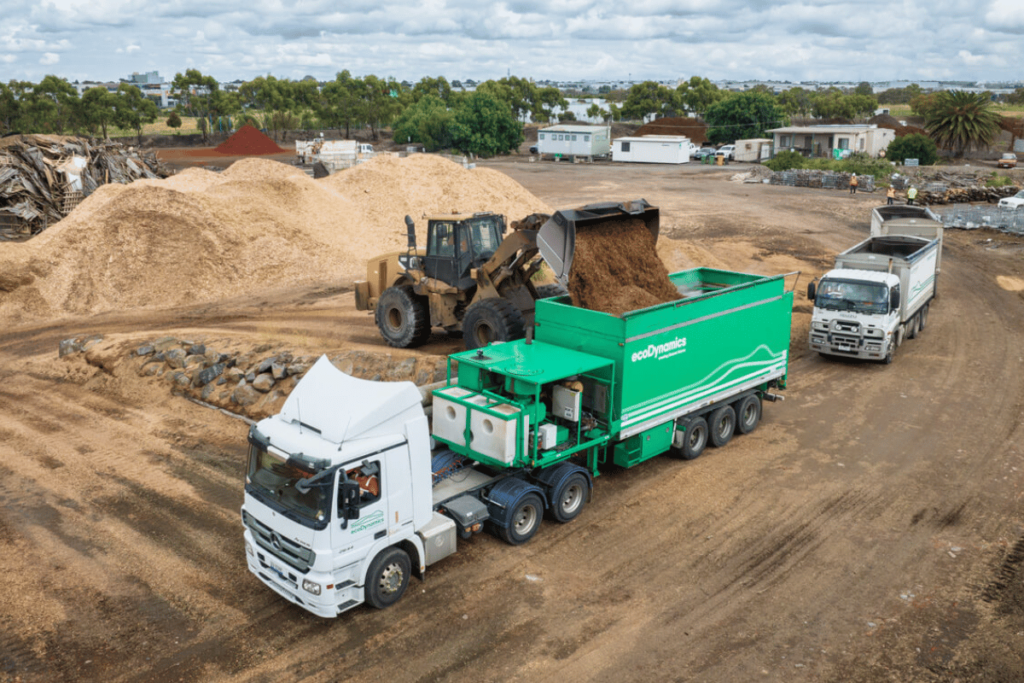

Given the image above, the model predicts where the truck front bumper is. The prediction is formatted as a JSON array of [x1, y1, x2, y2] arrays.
[[244, 529, 362, 618], [809, 332, 888, 360]]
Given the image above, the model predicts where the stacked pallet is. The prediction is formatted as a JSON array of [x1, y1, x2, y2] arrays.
[[0, 135, 166, 239]]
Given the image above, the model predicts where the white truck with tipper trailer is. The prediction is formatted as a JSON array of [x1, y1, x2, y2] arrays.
[[807, 206, 942, 364]]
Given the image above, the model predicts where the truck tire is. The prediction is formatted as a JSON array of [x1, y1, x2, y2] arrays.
[[535, 284, 569, 300], [884, 344, 895, 364], [708, 405, 736, 448], [676, 417, 708, 460], [919, 304, 929, 332], [364, 547, 411, 609], [376, 286, 431, 348], [907, 313, 920, 340], [734, 395, 762, 435], [498, 492, 543, 545], [462, 298, 526, 350], [549, 472, 588, 524]]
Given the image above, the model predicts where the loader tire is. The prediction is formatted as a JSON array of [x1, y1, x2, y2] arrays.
[[463, 298, 526, 350], [535, 284, 569, 300], [376, 286, 431, 348]]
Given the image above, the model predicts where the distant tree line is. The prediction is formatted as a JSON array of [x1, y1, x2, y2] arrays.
[[2, 71, 1016, 159]]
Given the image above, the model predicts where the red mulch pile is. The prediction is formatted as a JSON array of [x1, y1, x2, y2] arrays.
[[214, 125, 287, 155], [568, 218, 681, 316], [634, 117, 708, 145], [869, 115, 929, 138]]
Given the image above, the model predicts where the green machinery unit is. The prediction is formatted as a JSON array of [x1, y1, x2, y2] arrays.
[[431, 267, 795, 475]]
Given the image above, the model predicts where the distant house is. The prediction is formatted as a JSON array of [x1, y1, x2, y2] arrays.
[[766, 124, 895, 158]]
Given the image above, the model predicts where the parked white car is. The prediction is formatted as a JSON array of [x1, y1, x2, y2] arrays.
[[716, 144, 736, 161], [998, 190, 1024, 210]]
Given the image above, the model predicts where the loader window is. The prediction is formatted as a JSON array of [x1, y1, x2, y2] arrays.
[[429, 223, 456, 257], [467, 217, 501, 262]]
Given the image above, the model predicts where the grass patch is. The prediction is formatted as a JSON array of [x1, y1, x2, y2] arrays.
[[985, 172, 1015, 187]]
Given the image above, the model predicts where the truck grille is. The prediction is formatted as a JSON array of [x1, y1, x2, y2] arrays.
[[833, 320, 860, 334], [244, 511, 315, 573]]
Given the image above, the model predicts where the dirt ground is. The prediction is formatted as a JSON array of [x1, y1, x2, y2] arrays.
[[2, 156, 1024, 683]]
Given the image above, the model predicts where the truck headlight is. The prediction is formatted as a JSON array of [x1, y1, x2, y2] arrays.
[[302, 579, 322, 595], [245, 540, 254, 557]]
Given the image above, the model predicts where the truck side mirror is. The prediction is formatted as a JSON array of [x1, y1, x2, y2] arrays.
[[806, 282, 816, 300], [889, 290, 900, 310], [339, 480, 361, 529]]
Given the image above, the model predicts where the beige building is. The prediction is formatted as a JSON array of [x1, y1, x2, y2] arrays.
[[766, 124, 895, 158]]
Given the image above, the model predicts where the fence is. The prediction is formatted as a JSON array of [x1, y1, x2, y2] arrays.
[[934, 204, 1024, 235], [769, 170, 875, 192]]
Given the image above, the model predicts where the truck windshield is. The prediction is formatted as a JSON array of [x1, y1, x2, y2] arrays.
[[816, 279, 888, 315], [246, 442, 332, 529]]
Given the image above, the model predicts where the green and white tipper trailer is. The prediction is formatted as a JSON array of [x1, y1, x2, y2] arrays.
[[807, 206, 942, 364], [241, 267, 795, 617]]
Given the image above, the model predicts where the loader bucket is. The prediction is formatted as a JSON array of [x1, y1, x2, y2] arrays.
[[537, 199, 660, 286]]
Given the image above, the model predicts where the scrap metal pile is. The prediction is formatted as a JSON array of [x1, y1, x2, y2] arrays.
[[0, 135, 167, 239]]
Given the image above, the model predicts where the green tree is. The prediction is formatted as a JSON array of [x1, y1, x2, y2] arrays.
[[532, 86, 568, 123], [239, 76, 296, 139], [113, 84, 159, 145], [676, 76, 724, 118], [885, 133, 939, 165], [1005, 87, 1024, 105], [776, 87, 813, 117], [703, 91, 787, 144], [410, 76, 456, 105], [166, 111, 182, 133], [171, 69, 219, 142], [356, 75, 403, 140], [909, 92, 940, 118], [854, 82, 874, 96], [29, 75, 81, 134], [317, 70, 363, 137], [0, 81, 32, 134], [476, 76, 550, 122], [392, 94, 454, 151], [79, 86, 119, 138], [620, 81, 678, 121], [450, 91, 524, 157], [878, 84, 923, 105], [586, 102, 607, 120], [924, 90, 1001, 156], [811, 88, 876, 119]]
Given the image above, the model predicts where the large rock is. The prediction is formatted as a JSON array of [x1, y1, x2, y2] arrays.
[[253, 373, 275, 393], [232, 382, 259, 407], [270, 362, 287, 380], [152, 336, 178, 352], [195, 363, 225, 387], [165, 348, 187, 369]]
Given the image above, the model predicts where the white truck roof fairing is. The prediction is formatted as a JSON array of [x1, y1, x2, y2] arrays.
[[824, 268, 898, 286], [276, 355, 424, 445]]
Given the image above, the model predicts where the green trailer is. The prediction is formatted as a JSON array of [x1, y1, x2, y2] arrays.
[[432, 266, 795, 475]]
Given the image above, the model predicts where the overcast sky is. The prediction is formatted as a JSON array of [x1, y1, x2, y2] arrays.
[[3, 0, 1022, 85]]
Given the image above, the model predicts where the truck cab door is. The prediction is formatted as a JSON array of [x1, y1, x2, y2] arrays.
[[333, 459, 389, 565], [423, 222, 458, 286]]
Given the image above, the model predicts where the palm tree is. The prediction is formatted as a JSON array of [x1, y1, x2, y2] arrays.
[[924, 90, 1000, 157]]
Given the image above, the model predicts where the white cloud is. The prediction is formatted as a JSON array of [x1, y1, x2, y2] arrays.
[[1, 54, 16, 63], [40, 52, 60, 64]]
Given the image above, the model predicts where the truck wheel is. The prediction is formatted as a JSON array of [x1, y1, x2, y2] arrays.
[[708, 405, 736, 448], [734, 395, 762, 435], [676, 417, 708, 460], [463, 298, 526, 350], [376, 286, 431, 348], [535, 284, 569, 300], [549, 473, 588, 524], [364, 547, 411, 609], [919, 304, 929, 332], [906, 314, 919, 340], [884, 345, 894, 364], [498, 493, 543, 545]]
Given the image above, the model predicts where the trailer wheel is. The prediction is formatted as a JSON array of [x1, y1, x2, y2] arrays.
[[734, 395, 762, 435], [708, 405, 736, 448], [919, 304, 929, 332], [498, 493, 543, 545], [376, 286, 431, 348], [550, 473, 588, 524], [676, 417, 708, 460], [364, 547, 411, 609], [463, 298, 526, 350]]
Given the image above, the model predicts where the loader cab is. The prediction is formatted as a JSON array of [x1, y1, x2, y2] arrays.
[[423, 214, 505, 289]]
